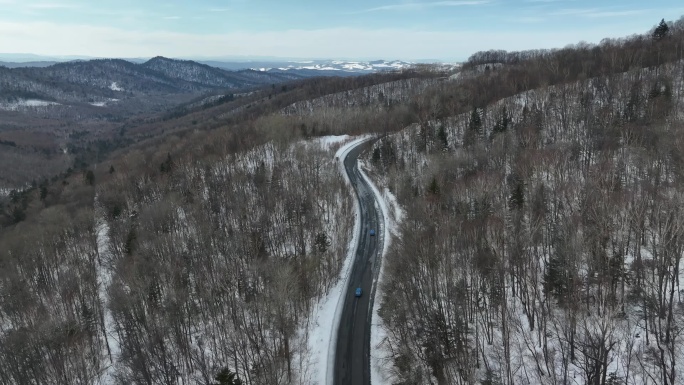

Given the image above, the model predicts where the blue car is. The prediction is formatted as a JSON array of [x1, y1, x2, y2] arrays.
[[355, 287, 363, 297], [369, 229, 376, 236]]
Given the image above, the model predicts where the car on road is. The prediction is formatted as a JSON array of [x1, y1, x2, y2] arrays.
[[369, 229, 376, 236], [355, 287, 362, 297]]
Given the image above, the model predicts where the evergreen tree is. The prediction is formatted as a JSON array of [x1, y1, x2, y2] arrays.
[[492, 106, 510, 136], [437, 124, 448, 149], [39, 185, 48, 201], [84, 170, 95, 186], [372, 147, 381, 164], [212, 368, 242, 385], [468, 107, 482, 135], [428, 176, 440, 196], [160, 153, 174, 173], [314, 231, 330, 253], [653, 18, 669, 41], [508, 177, 524, 210]]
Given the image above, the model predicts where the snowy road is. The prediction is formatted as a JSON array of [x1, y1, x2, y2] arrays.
[[334, 140, 384, 385]]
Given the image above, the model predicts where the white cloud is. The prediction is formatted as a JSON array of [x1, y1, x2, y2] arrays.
[[0, 20, 656, 61], [360, 1, 490, 13], [26, 2, 78, 9], [585, 10, 646, 18], [162, 16, 181, 20], [552, 7, 648, 18]]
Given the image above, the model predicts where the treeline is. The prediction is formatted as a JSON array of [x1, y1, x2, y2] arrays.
[[368, 20, 684, 385], [401, 17, 684, 128]]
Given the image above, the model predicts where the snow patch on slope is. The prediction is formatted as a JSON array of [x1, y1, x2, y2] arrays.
[[109, 82, 123, 91], [0, 99, 60, 110], [95, 208, 120, 385], [90, 98, 120, 107]]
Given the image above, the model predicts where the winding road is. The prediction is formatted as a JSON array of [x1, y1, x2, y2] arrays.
[[334, 140, 384, 385]]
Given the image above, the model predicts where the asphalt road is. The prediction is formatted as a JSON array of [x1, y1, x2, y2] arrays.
[[334, 140, 383, 385]]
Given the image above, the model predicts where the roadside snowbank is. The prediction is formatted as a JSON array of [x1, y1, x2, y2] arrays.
[[298, 135, 373, 385], [357, 161, 404, 385]]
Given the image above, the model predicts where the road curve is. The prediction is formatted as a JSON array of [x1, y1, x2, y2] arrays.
[[335, 140, 384, 385]]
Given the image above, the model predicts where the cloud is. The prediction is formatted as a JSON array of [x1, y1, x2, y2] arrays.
[[162, 16, 181, 20], [512, 16, 546, 23], [359, 1, 490, 13], [0, 20, 653, 61], [585, 10, 646, 18], [26, 2, 78, 9], [552, 8, 648, 18]]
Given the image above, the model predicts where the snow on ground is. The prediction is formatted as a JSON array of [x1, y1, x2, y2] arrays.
[[94, 209, 120, 385], [294, 135, 373, 385], [0, 99, 60, 110], [357, 161, 404, 385], [315, 135, 351, 149], [109, 82, 123, 91], [90, 98, 120, 107], [297, 134, 400, 385]]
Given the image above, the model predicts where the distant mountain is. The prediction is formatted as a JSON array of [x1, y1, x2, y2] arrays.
[[201, 59, 415, 74], [0, 57, 306, 109], [0, 61, 60, 68], [0, 53, 92, 62], [142, 56, 299, 89], [0, 54, 418, 75]]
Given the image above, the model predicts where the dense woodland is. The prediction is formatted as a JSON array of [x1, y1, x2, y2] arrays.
[[0, 137, 354, 384], [0, 51, 441, 384], [366, 17, 684, 385]]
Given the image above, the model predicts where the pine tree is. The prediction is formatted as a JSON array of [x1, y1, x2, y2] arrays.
[[314, 232, 330, 253], [428, 176, 440, 196], [468, 108, 482, 135], [491, 106, 510, 141], [213, 368, 242, 385], [653, 18, 669, 41], [509, 178, 524, 210], [84, 170, 95, 185], [437, 124, 448, 149]]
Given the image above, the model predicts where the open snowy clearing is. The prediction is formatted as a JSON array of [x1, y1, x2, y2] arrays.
[[0, 99, 60, 110], [90, 98, 120, 107]]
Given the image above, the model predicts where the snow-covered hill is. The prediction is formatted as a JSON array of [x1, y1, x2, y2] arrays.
[[264, 59, 414, 73]]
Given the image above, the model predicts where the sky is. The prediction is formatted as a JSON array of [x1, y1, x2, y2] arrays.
[[0, 0, 682, 61]]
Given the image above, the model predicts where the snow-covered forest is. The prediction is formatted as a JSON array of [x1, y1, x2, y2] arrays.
[[365, 20, 684, 385], [0, 136, 355, 384], [2, 13, 684, 385]]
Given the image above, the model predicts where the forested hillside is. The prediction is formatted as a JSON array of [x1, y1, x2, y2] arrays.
[[0, 136, 355, 384], [0, 58, 446, 384], [3, 11, 683, 385], [366, 17, 684, 385]]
